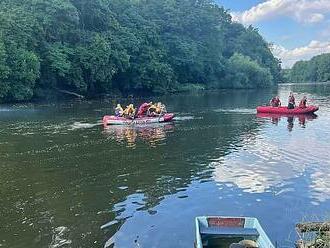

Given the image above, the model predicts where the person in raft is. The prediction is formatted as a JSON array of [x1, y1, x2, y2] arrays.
[[155, 102, 167, 114], [147, 102, 167, 116], [123, 104, 136, 119], [270, 96, 281, 107], [147, 103, 157, 117], [299, 96, 307, 108], [114, 104, 124, 117], [137, 102, 153, 117], [288, 92, 295, 109]]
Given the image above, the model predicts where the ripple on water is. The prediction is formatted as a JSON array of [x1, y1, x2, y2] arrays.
[[49, 226, 72, 248], [112, 193, 146, 220], [69, 121, 102, 130], [2, 86, 330, 248], [174, 115, 199, 121], [213, 108, 256, 114]]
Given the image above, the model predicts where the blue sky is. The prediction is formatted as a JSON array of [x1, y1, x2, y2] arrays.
[[216, 0, 330, 68]]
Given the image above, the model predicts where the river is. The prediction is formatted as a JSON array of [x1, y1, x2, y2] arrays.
[[1, 84, 330, 248]]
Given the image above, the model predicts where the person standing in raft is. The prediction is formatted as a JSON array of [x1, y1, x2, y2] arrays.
[[299, 96, 307, 108], [137, 102, 152, 117], [115, 104, 124, 117], [123, 104, 136, 119], [288, 92, 295, 109], [270, 96, 281, 107]]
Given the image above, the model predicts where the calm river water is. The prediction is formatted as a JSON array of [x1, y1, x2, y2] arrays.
[[1, 84, 330, 248]]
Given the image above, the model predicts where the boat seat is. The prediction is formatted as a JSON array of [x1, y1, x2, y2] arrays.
[[200, 226, 259, 238]]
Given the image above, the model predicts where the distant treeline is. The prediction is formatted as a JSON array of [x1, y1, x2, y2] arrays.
[[284, 53, 330, 83], [0, 0, 281, 103]]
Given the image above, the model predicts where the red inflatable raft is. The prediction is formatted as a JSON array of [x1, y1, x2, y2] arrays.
[[256, 106, 319, 114], [103, 113, 175, 126]]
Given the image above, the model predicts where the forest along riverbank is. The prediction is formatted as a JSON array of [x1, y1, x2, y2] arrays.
[[0, 0, 281, 104], [1, 84, 330, 247]]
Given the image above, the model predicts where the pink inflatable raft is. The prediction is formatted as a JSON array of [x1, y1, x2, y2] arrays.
[[256, 105, 319, 114], [103, 113, 175, 126]]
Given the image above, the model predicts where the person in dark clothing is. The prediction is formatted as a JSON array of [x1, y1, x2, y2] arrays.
[[288, 92, 295, 109]]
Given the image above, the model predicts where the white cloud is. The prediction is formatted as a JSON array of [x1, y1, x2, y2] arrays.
[[305, 13, 325, 23], [271, 40, 330, 68], [232, 0, 330, 24]]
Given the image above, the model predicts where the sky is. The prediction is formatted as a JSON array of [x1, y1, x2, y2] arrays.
[[216, 0, 330, 68]]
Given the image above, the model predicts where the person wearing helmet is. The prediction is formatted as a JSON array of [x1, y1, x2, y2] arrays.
[[114, 104, 123, 117], [155, 102, 167, 115], [288, 92, 295, 109], [123, 104, 136, 119]]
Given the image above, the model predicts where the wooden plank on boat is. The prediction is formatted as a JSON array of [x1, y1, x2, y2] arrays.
[[200, 226, 259, 237]]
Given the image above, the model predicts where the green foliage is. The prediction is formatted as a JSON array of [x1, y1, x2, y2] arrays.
[[0, 0, 281, 102], [7, 49, 40, 101], [0, 39, 10, 99], [47, 43, 73, 78], [288, 53, 330, 83], [224, 53, 273, 88]]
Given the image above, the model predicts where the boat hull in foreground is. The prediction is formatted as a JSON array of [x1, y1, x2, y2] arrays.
[[195, 216, 274, 248], [103, 113, 175, 126], [256, 106, 318, 114]]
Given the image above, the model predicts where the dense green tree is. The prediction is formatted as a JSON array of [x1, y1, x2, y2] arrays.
[[0, 0, 281, 102], [287, 53, 330, 83], [0, 39, 10, 98], [224, 53, 273, 88]]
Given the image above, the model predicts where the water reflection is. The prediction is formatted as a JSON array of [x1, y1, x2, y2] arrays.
[[213, 112, 330, 203], [2, 86, 330, 248], [256, 113, 317, 131], [103, 123, 174, 147]]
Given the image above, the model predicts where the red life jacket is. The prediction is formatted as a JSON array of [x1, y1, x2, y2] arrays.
[[299, 99, 307, 108], [137, 103, 149, 116], [271, 98, 280, 106], [289, 96, 295, 104]]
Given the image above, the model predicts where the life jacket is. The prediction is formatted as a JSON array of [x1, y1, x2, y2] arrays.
[[137, 103, 149, 116], [288, 96, 295, 104], [148, 105, 157, 112], [155, 103, 162, 114], [115, 105, 123, 116], [123, 105, 135, 116], [299, 99, 307, 108], [271, 98, 280, 107]]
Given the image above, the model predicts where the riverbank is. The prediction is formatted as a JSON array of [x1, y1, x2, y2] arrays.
[[279, 82, 330, 86], [0, 83, 280, 105]]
